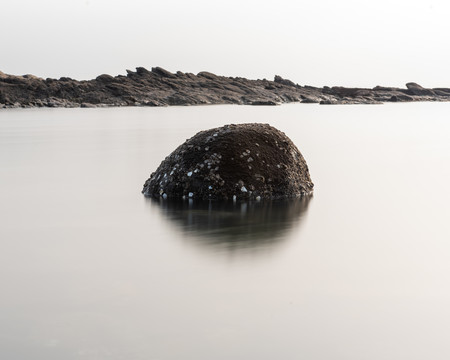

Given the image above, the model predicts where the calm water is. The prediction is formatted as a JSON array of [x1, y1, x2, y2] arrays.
[[1, 103, 450, 360]]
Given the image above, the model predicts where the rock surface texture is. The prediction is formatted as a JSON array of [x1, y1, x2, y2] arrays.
[[142, 123, 314, 200], [1, 66, 450, 108]]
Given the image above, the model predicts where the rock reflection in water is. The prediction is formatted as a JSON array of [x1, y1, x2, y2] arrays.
[[147, 197, 311, 253]]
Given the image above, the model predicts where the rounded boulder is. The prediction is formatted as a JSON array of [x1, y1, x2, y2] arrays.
[[142, 123, 314, 200]]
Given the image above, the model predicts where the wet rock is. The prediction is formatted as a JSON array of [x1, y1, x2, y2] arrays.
[[142, 123, 314, 200]]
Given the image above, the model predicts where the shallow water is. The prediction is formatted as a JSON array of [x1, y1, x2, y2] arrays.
[[1, 103, 450, 360]]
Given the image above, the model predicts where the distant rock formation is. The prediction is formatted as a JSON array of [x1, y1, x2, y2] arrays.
[[142, 123, 314, 200], [1, 66, 449, 108]]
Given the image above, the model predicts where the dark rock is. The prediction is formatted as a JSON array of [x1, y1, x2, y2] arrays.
[[300, 95, 320, 103], [198, 71, 220, 81], [136, 67, 151, 76], [433, 88, 450, 95], [389, 94, 414, 102], [142, 123, 314, 200], [274, 75, 296, 87], [96, 74, 114, 83], [151, 67, 176, 78], [80, 102, 97, 108], [320, 99, 338, 105], [405, 82, 435, 96], [2, 66, 450, 109], [249, 100, 279, 106], [329, 87, 371, 98]]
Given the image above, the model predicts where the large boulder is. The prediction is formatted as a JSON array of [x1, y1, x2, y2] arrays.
[[142, 123, 314, 200]]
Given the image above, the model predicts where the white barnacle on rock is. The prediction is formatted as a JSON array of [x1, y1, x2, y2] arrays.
[[233, 195, 237, 201], [241, 186, 247, 193], [208, 185, 213, 190], [213, 133, 218, 137], [188, 192, 194, 198], [256, 196, 261, 201], [247, 157, 254, 162], [162, 193, 168, 199], [187, 171, 193, 177], [277, 164, 281, 168], [205, 146, 209, 151]]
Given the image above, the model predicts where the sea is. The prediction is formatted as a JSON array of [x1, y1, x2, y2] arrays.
[[1, 103, 450, 360]]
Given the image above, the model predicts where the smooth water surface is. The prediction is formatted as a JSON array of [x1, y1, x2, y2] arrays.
[[1, 103, 450, 360]]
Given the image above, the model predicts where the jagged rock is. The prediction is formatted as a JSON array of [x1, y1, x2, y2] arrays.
[[274, 75, 296, 87], [152, 67, 176, 78], [136, 67, 152, 76], [406, 82, 435, 96], [1, 67, 450, 108], [142, 123, 314, 200]]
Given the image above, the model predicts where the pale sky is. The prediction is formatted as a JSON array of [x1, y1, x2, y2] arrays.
[[2, 0, 450, 87]]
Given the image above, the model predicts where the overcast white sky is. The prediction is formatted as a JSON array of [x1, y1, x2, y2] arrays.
[[2, 0, 450, 87]]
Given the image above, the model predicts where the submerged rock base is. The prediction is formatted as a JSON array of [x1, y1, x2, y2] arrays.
[[142, 123, 314, 200]]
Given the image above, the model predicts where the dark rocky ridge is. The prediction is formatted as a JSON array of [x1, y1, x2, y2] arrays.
[[142, 123, 314, 200], [1, 67, 450, 108]]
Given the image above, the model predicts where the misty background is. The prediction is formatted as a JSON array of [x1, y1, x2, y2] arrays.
[[2, 0, 450, 87]]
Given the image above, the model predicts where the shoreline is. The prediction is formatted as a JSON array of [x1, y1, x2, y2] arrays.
[[1, 66, 450, 109]]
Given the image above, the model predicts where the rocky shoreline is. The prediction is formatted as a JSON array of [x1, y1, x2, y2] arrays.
[[1, 66, 450, 108]]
